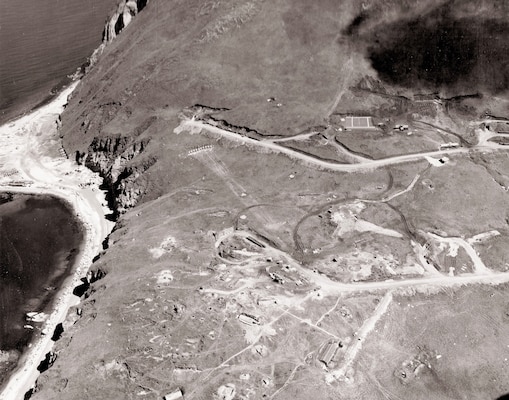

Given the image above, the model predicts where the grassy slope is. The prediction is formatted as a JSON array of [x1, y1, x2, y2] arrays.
[[61, 0, 374, 146]]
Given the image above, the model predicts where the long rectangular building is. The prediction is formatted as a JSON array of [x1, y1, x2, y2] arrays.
[[319, 341, 340, 367]]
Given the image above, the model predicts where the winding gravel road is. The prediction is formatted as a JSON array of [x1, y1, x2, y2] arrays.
[[177, 119, 500, 172]]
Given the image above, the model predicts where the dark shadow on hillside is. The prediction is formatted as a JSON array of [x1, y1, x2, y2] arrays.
[[495, 395, 509, 400], [363, 2, 509, 94]]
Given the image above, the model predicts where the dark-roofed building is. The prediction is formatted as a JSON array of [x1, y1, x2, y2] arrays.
[[319, 341, 341, 367]]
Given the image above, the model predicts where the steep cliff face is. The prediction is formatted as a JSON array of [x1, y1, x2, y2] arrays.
[[103, 0, 149, 42], [77, 134, 155, 215]]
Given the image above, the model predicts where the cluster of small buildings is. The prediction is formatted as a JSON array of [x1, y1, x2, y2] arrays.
[[268, 270, 285, 284], [394, 124, 409, 131]]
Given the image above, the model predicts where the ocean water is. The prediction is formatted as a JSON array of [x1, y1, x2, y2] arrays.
[[0, 193, 84, 385], [0, 0, 118, 124]]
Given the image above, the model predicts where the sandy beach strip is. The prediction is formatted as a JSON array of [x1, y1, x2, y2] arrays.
[[0, 83, 115, 400]]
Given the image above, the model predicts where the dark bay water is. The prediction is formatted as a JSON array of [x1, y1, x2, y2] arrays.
[[0, 193, 84, 383], [0, 0, 118, 124]]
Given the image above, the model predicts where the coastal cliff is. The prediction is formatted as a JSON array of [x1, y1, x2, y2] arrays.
[[103, 0, 149, 42], [77, 133, 155, 215]]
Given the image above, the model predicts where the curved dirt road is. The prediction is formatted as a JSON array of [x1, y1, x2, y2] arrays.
[[177, 119, 492, 172]]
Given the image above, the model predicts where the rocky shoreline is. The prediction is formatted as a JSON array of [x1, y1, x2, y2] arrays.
[[0, 3, 155, 396], [0, 84, 115, 400]]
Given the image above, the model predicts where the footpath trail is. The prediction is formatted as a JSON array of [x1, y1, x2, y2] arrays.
[[0, 84, 114, 400], [326, 57, 354, 117]]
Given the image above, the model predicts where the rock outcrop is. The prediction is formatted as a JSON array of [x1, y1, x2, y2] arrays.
[[36, 352, 57, 374], [76, 134, 155, 216], [103, 0, 149, 42]]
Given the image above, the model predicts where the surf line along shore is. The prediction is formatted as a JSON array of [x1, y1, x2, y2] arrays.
[[0, 83, 115, 400]]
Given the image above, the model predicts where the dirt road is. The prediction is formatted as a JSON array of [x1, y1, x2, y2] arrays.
[[326, 291, 393, 383], [177, 119, 492, 172], [217, 230, 509, 295], [429, 233, 492, 275]]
